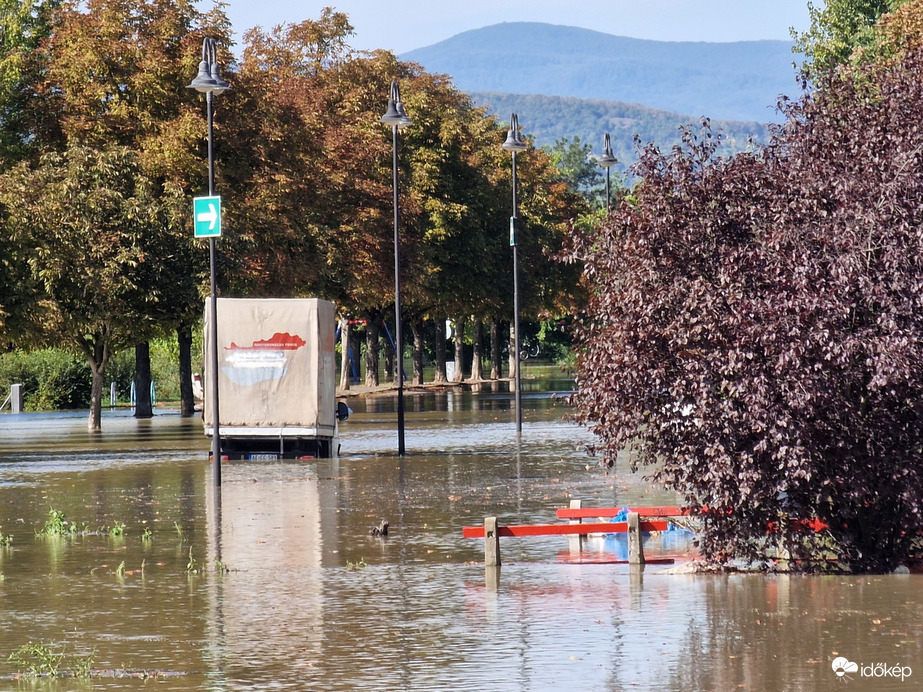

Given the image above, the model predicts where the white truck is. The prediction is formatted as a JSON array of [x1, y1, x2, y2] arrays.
[[203, 297, 346, 459]]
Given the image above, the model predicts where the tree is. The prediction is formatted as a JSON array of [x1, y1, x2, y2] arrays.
[[0, 0, 58, 167], [16, 0, 224, 420], [566, 48, 923, 571], [546, 136, 603, 206], [0, 1, 58, 341], [792, 0, 904, 79], [0, 145, 185, 430]]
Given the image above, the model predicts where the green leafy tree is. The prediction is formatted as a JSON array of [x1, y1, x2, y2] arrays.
[[0, 145, 184, 430], [546, 136, 603, 206], [792, 0, 905, 79], [0, 0, 57, 167], [14, 0, 227, 420]]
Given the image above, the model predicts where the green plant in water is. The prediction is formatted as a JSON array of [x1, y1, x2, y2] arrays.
[[174, 521, 184, 541], [7, 642, 96, 679], [38, 508, 86, 536], [38, 508, 75, 536], [115, 561, 126, 578], [72, 648, 95, 679], [0, 528, 12, 546], [346, 558, 367, 571], [186, 547, 199, 573], [8, 642, 65, 678], [141, 527, 153, 542], [107, 521, 125, 537]]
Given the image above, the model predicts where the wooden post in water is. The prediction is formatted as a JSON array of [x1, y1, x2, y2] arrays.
[[484, 516, 501, 566], [628, 511, 645, 565], [568, 499, 583, 554]]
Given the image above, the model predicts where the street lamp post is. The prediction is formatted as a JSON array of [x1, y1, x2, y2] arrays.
[[188, 37, 229, 485], [381, 81, 412, 456], [598, 132, 618, 212], [502, 113, 527, 436]]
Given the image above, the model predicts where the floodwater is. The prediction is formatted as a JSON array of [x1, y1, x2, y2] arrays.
[[0, 366, 920, 691]]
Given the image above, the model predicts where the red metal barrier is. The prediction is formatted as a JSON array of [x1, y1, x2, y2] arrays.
[[556, 506, 687, 520], [462, 519, 670, 539]]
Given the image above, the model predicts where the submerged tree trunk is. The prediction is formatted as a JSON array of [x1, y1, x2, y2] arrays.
[[490, 318, 502, 380], [410, 319, 424, 385], [469, 317, 483, 381], [434, 318, 447, 383], [85, 339, 110, 432], [177, 324, 195, 417], [134, 341, 153, 418], [452, 315, 466, 383]]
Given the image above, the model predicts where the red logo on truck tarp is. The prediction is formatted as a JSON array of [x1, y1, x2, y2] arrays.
[[226, 332, 306, 351], [221, 333, 306, 386]]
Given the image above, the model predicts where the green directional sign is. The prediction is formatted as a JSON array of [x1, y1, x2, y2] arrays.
[[193, 196, 222, 238]]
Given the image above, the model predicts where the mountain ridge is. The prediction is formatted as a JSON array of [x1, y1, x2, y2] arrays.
[[402, 22, 800, 124]]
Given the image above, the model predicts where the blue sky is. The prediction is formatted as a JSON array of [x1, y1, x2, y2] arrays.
[[223, 0, 814, 54]]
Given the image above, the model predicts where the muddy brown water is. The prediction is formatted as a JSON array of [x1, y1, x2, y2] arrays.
[[0, 367, 920, 690]]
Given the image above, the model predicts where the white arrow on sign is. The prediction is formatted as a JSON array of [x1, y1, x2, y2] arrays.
[[196, 203, 218, 231]]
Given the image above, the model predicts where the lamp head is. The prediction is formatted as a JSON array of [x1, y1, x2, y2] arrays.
[[209, 62, 230, 92], [187, 59, 218, 92], [502, 113, 527, 152], [598, 132, 617, 168], [187, 37, 230, 94], [381, 81, 412, 128]]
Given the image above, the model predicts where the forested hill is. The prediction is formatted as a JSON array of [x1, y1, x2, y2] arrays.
[[468, 91, 771, 167], [401, 22, 801, 124]]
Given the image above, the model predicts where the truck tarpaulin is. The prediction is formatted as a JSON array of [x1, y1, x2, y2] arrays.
[[203, 298, 336, 438]]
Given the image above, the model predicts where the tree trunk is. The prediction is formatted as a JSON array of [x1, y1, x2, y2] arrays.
[[452, 315, 466, 383], [434, 318, 447, 383], [349, 328, 362, 385], [490, 318, 502, 380], [392, 318, 404, 386], [339, 319, 350, 391], [134, 341, 153, 418], [178, 324, 195, 417], [381, 320, 397, 385], [469, 317, 483, 381], [410, 319, 424, 385], [365, 315, 381, 387], [384, 332, 395, 384], [86, 340, 109, 432]]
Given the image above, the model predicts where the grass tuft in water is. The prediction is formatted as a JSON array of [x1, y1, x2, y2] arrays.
[[141, 527, 153, 542], [37, 508, 87, 536], [106, 521, 125, 537], [0, 527, 12, 546], [186, 547, 199, 573], [6, 642, 94, 679], [346, 558, 367, 571]]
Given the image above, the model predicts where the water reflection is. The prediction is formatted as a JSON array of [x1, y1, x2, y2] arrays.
[[0, 373, 921, 690]]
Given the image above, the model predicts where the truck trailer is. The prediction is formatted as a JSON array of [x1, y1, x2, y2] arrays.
[[203, 297, 344, 459]]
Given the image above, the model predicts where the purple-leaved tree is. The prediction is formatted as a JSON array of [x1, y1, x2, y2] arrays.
[[566, 49, 923, 572]]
